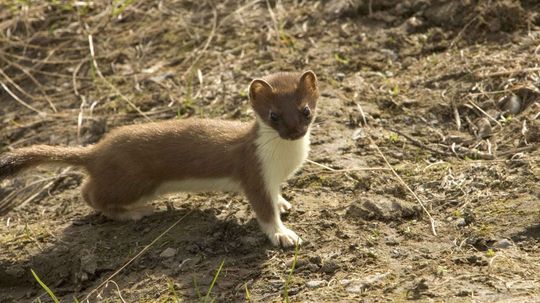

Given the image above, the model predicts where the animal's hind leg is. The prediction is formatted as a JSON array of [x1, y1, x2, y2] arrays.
[[81, 178, 97, 209], [102, 198, 155, 221], [82, 177, 155, 221]]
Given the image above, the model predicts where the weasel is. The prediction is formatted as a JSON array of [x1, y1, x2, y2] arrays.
[[0, 71, 319, 247]]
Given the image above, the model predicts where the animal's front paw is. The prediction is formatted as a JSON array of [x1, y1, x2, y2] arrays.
[[267, 225, 303, 248], [277, 196, 292, 214]]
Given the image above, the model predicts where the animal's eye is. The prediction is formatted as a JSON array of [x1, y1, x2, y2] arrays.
[[270, 111, 279, 122], [302, 106, 311, 118]]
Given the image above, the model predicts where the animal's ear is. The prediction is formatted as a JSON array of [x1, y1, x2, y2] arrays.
[[249, 79, 273, 103], [299, 70, 318, 93]]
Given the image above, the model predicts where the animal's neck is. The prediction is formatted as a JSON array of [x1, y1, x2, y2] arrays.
[[254, 119, 310, 195]]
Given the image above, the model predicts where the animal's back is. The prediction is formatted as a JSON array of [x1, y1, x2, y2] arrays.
[[88, 118, 254, 181]]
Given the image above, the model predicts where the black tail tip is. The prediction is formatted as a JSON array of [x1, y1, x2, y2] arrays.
[[0, 154, 18, 180]]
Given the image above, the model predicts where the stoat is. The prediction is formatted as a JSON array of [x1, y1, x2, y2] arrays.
[[0, 71, 320, 247]]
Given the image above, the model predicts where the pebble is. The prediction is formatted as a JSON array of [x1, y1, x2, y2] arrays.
[[80, 253, 97, 275], [405, 16, 423, 32], [309, 255, 322, 266], [160, 247, 177, 258], [305, 280, 326, 289], [475, 118, 492, 139], [287, 286, 300, 296], [241, 236, 261, 247], [340, 279, 351, 286], [384, 236, 399, 246], [320, 260, 340, 274], [346, 281, 369, 294], [343, 272, 390, 294], [456, 218, 466, 227], [493, 239, 513, 249], [502, 94, 521, 115]]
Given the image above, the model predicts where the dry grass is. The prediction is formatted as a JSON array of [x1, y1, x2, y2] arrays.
[[1, 0, 539, 302]]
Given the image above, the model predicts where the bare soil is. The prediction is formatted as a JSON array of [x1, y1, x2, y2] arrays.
[[1, 0, 539, 302]]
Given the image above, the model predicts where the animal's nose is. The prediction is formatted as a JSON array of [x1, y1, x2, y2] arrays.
[[288, 128, 306, 140]]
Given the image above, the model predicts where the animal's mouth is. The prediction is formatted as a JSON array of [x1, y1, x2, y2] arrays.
[[281, 132, 306, 141]]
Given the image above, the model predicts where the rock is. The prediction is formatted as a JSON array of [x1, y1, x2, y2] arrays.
[[160, 247, 177, 258], [493, 239, 513, 249], [404, 16, 424, 33], [320, 260, 340, 274], [346, 195, 420, 221], [323, 0, 362, 18], [475, 118, 492, 139], [364, 272, 389, 284], [384, 236, 399, 246], [445, 135, 468, 144], [346, 281, 369, 294], [80, 253, 97, 275], [308, 255, 322, 266], [285, 258, 308, 269], [306, 280, 326, 289], [499, 94, 521, 115], [456, 218, 466, 227], [344, 272, 389, 294], [4, 266, 24, 278], [304, 263, 320, 273], [407, 278, 429, 299], [466, 255, 488, 266], [287, 286, 300, 296], [241, 236, 262, 247], [424, 2, 461, 26], [340, 279, 352, 286]]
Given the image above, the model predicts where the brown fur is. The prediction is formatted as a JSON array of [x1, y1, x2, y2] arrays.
[[0, 71, 319, 246]]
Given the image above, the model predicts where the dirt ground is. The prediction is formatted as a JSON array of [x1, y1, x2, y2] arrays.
[[1, 0, 539, 302]]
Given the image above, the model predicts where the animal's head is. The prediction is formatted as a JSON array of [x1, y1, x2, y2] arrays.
[[249, 71, 319, 140]]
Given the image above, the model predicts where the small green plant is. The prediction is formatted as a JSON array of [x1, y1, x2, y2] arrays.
[[168, 279, 180, 303], [334, 53, 349, 65], [201, 259, 225, 303], [279, 31, 295, 48], [283, 242, 300, 303], [499, 114, 512, 124], [50, 0, 75, 12], [370, 228, 381, 240], [389, 133, 399, 143], [112, 0, 135, 18], [391, 84, 400, 96], [485, 249, 495, 258], [435, 266, 447, 277], [453, 210, 463, 218], [193, 276, 202, 301], [31, 269, 60, 303], [239, 88, 248, 98]]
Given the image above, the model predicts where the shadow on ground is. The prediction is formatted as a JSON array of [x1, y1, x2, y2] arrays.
[[0, 206, 269, 302]]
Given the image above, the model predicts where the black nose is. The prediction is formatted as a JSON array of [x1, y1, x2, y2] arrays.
[[287, 129, 306, 140]]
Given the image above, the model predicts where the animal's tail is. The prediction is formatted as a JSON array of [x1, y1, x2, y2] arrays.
[[0, 145, 92, 179]]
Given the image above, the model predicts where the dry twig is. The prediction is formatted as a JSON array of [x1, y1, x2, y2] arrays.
[[87, 34, 152, 121]]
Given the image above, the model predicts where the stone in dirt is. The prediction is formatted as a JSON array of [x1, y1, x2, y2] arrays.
[[493, 239, 513, 249], [343, 272, 389, 294], [160, 247, 177, 258], [346, 194, 420, 221], [320, 260, 340, 274], [80, 253, 97, 275], [306, 280, 326, 289]]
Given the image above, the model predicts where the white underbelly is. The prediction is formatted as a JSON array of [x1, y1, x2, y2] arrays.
[[155, 178, 242, 195]]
